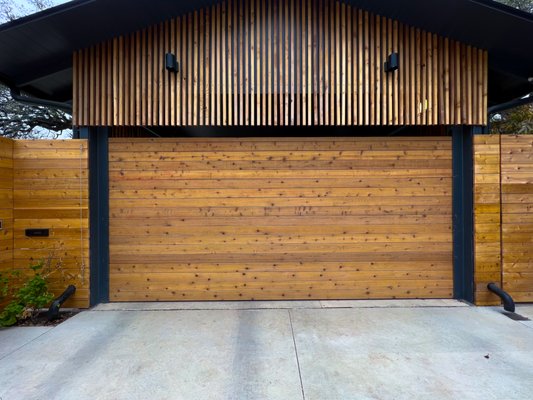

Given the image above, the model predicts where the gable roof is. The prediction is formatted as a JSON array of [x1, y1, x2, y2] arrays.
[[0, 0, 532, 107]]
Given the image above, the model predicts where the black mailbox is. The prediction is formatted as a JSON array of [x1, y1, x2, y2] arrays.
[[25, 229, 50, 237]]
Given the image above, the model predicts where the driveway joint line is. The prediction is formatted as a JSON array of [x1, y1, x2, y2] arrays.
[[288, 309, 306, 400], [519, 321, 533, 330], [0, 328, 53, 362]]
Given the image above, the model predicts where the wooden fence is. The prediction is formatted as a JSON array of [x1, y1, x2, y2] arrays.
[[0, 139, 89, 308], [0, 138, 13, 276], [474, 134, 533, 305], [1, 135, 532, 306]]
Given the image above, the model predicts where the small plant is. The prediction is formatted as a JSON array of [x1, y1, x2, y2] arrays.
[[0, 272, 8, 300], [0, 262, 55, 327]]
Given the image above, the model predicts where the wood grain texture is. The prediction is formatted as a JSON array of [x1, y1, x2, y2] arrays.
[[0, 138, 13, 276], [473, 135, 502, 306], [109, 137, 453, 302], [72, 0, 488, 127], [501, 135, 533, 303], [12, 140, 89, 308]]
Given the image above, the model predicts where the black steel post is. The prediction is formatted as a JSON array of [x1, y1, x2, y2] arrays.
[[87, 127, 110, 305], [452, 126, 475, 303]]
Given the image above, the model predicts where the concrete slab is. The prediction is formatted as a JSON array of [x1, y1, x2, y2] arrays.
[[516, 304, 533, 320], [291, 307, 533, 400], [0, 309, 303, 400], [319, 299, 468, 308], [93, 301, 322, 311], [515, 304, 533, 330], [93, 299, 467, 312], [0, 327, 52, 359], [1, 303, 533, 400]]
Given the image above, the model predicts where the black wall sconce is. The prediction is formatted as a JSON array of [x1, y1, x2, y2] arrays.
[[165, 53, 179, 73], [384, 52, 399, 73]]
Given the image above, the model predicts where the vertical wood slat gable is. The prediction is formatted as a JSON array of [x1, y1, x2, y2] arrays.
[[72, 0, 488, 127]]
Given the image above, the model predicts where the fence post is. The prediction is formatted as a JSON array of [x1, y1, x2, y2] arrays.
[[85, 127, 110, 306]]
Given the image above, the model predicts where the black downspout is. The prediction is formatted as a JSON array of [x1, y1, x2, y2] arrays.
[[82, 127, 110, 306], [487, 283, 516, 312], [452, 126, 475, 303], [47, 285, 77, 321]]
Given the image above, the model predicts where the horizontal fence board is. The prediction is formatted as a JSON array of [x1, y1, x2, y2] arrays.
[[501, 135, 533, 303], [0, 139, 13, 276], [109, 286, 453, 302], [108, 168, 453, 179], [111, 260, 452, 273], [473, 135, 501, 305]]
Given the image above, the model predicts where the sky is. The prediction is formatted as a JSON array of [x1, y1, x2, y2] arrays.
[[8, 0, 70, 21], [0, 0, 72, 139]]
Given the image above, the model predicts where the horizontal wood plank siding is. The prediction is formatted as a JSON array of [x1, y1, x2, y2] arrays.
[[0, 138, 13, 276], [109, 136, 453, 301], [501, 135, 533, 303], [73, 0, 488, 127], [12, 140, 90, 308], [473, 135, 501, 305]]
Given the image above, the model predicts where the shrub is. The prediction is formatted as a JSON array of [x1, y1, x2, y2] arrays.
[[0, 262, 55, 327], [0, 272, 8, 300]]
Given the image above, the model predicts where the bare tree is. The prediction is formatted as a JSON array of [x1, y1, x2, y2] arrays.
[[497, 0, 533, 12], [0, 0, 53, 22], [0, 84, 72, 139], [490, 0, 533, 134], [0, 0, 72, 139]]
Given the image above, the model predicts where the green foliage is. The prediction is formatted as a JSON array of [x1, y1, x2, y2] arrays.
[[0, 262, 54, 327], [0, 272, 8, 300], [491, 104, 533, 134], [0, 302, 24, 327]]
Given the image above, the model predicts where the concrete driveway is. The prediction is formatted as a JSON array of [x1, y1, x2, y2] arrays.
[[1, 300, 533, 400]]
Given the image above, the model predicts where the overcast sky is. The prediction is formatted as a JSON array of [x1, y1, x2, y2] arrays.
[[2, 0, 74, 138], [9, 0, 70, 20]]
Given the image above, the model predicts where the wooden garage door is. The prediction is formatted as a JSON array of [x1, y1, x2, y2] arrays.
[[109, 137, 453, 301]]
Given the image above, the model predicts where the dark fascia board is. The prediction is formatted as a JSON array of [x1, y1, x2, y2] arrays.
[[0, 0, 215, 100], [470, 0, 533, 22], [0, 0, 94, 33]]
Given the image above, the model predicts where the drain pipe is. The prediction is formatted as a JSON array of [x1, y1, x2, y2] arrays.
[[487, 283, 515, 313], [10, 87, 73, 114], [47, 285, 77, 321]]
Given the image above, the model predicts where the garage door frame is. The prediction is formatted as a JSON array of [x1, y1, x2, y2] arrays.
[[82, 126, 477, 306]]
